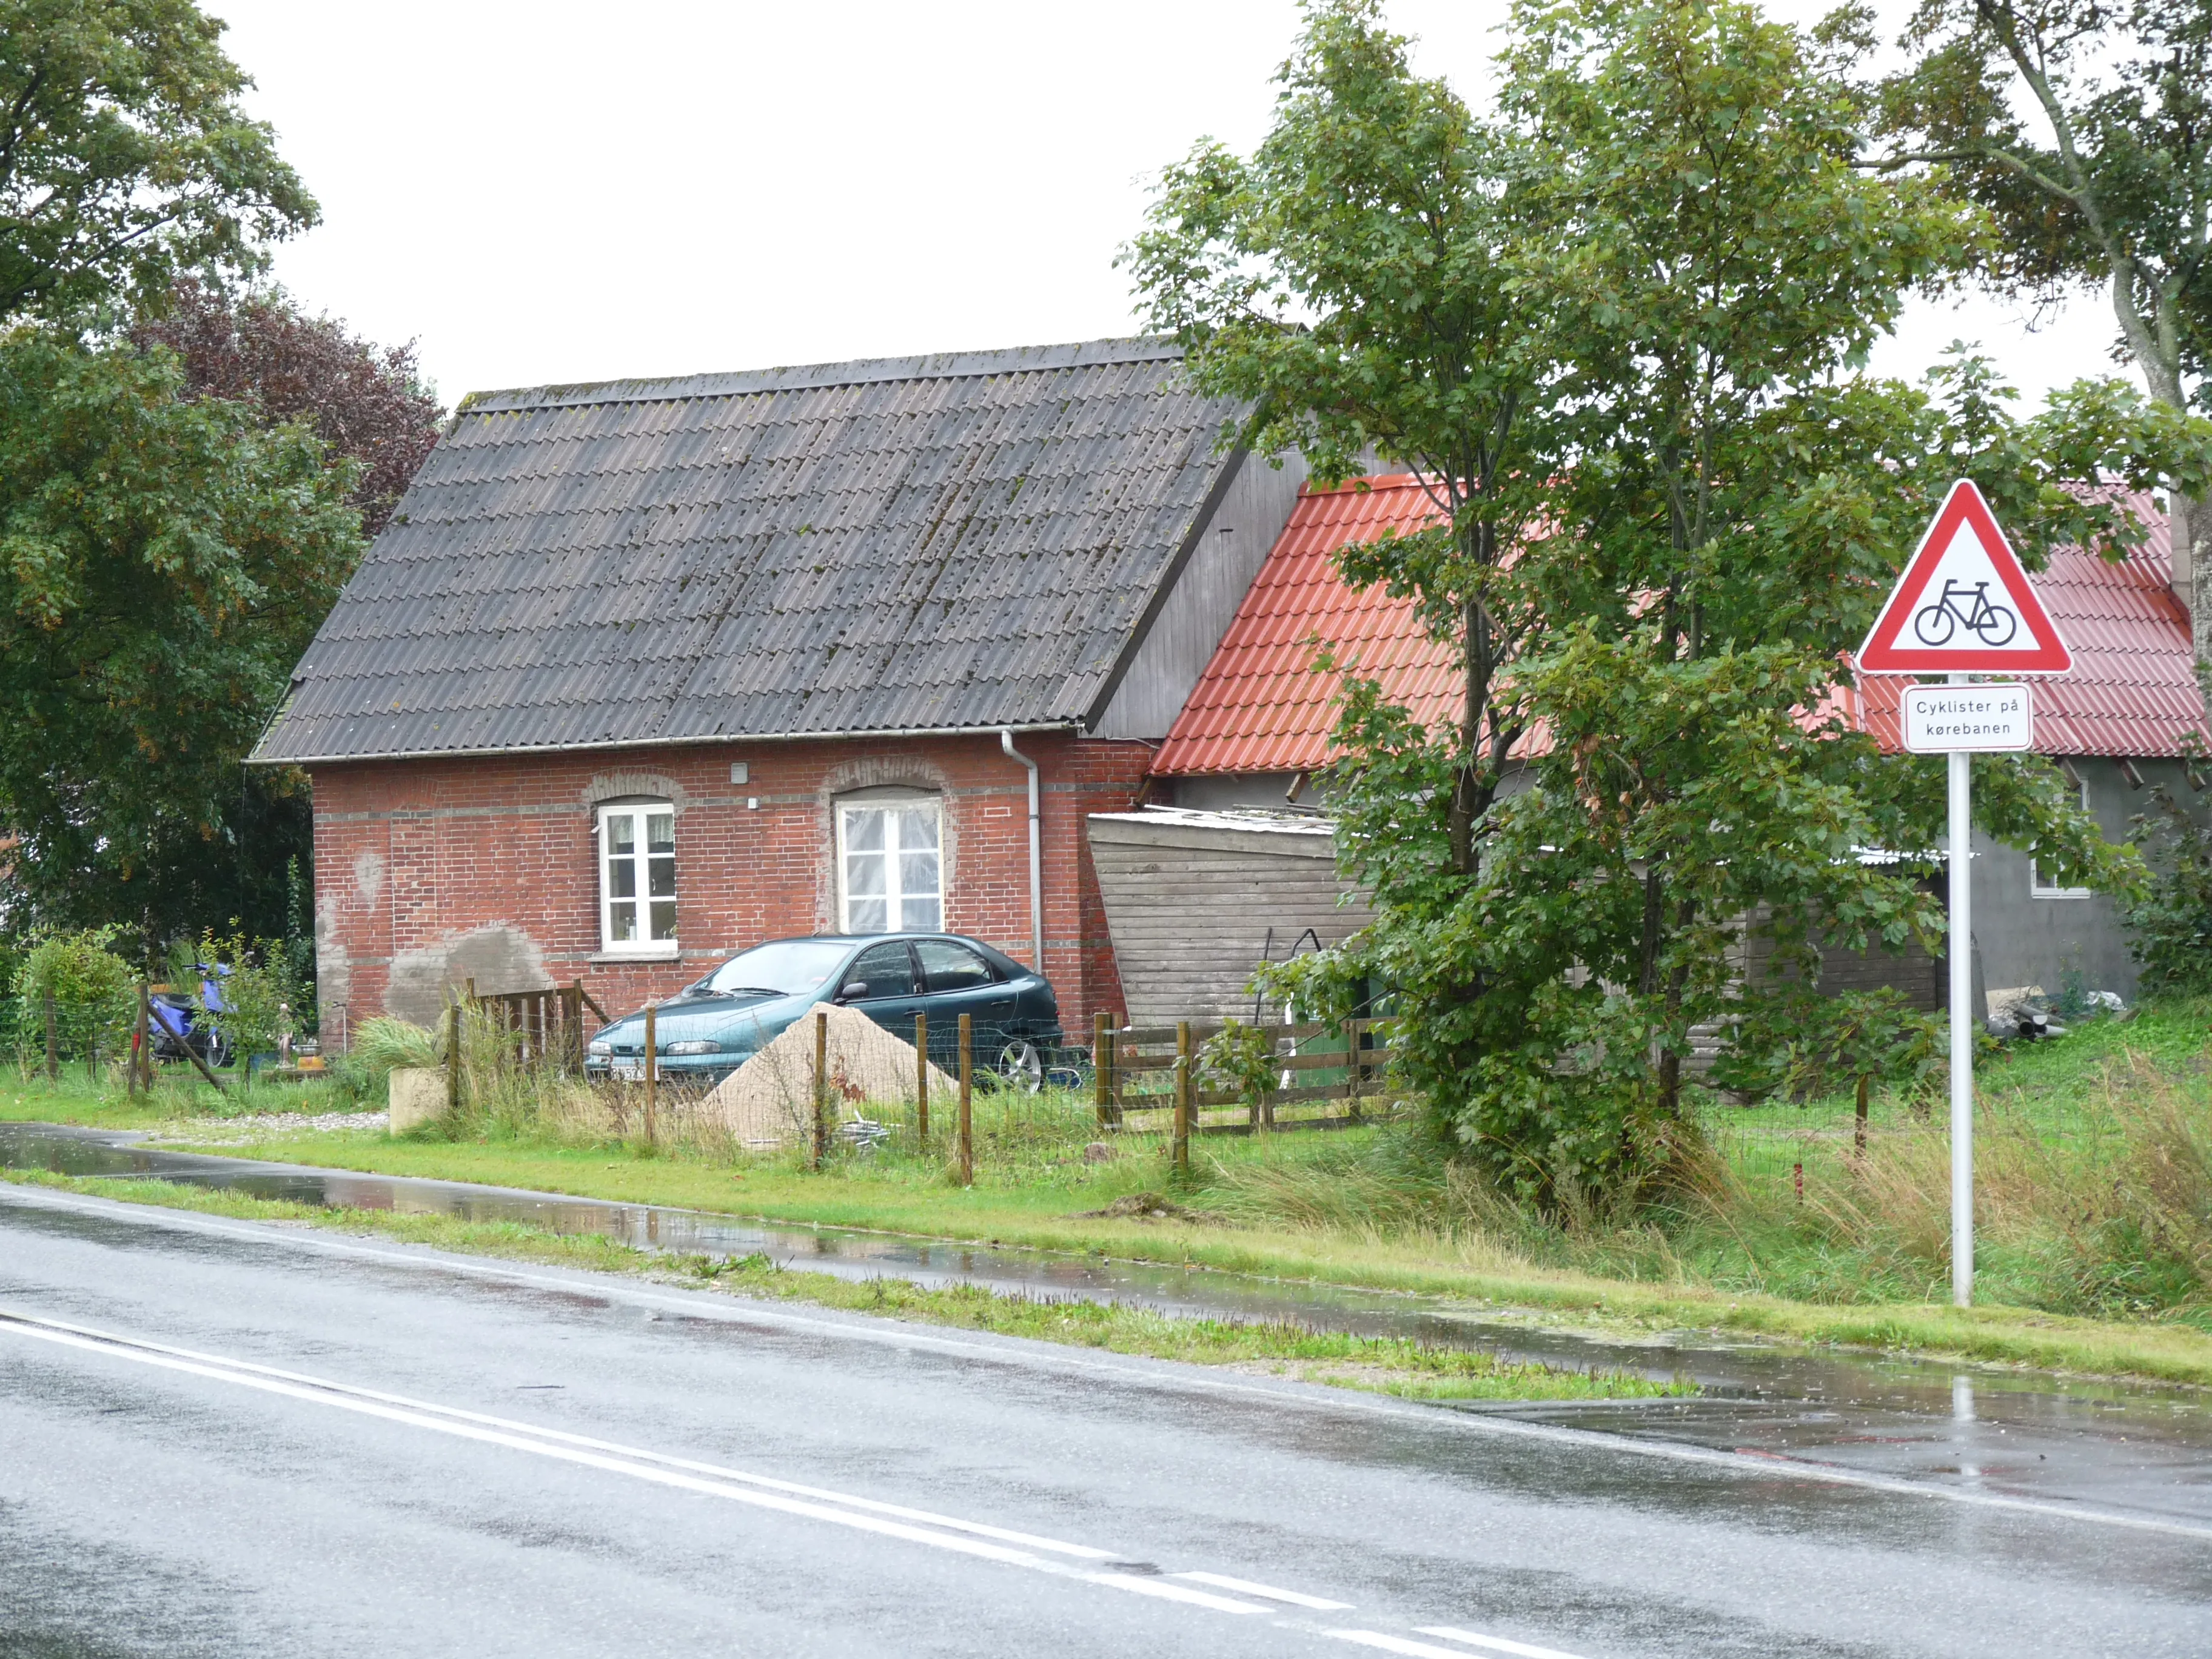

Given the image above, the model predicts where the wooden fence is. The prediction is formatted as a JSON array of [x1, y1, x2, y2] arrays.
[[1090, 1016, 1398, 1141], [464, 981, 608, 1074]]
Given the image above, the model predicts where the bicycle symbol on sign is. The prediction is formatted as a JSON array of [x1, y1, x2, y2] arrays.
[[1912, 579, 2017, 648]]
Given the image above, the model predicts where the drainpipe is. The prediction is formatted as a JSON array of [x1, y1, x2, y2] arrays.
[[1000, 728, 1044, 973]]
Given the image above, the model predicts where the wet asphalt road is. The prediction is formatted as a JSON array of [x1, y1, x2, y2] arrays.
[[2, 1182, 2207, 1658]]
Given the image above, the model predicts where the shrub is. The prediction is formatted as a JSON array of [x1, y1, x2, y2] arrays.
[[1199, 1018, 1281, 1113], [12, 926, 136, 1064], [2126, 784, 2212, 994], [189, 929, 301, 1062]]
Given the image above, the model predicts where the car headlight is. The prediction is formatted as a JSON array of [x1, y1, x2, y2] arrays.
[[665, 1039, 720, 1056], [588, 1040, 612, 1056]]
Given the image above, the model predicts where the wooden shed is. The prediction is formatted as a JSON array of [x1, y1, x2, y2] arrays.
[[1084, 808, 1369, 1024]]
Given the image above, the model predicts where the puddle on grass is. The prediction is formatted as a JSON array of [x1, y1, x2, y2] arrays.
[[4, 1119, 2210, 1525]]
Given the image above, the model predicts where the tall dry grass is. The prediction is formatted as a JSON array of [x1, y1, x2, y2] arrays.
[[1189, 1042, 2212, 1321], [1646, 1049, 2212, 1316]]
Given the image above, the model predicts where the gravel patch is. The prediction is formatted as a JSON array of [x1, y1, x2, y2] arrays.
[[146, 1110, 387, 1144]]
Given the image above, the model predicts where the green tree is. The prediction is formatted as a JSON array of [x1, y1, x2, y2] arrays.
[[1190, 0, 2168, 1204], [1123, 0, 1565, 873], [0, 331, 364, 937], [0, 0, 315, 326], [1879, 0, 2212, 665], [2124, 783, 2212, 994]]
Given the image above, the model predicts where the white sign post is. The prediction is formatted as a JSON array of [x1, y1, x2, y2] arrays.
[[1858, 481, 2072, 1308]]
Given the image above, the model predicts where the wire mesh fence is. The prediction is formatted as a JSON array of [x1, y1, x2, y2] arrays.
[[1690, 1065, 2125, 1195]]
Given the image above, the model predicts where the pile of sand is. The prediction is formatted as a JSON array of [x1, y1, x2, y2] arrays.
[[701, 1001, 955, 1148]]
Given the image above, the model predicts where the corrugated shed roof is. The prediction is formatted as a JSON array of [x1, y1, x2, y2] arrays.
[[1151, 476, 1458, 775], [252, 338, 1244, 765], [1161, 478, 2210, 777], [1844, 497, 2211, 757]]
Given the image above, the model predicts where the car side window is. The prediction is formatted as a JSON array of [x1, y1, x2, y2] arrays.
[[846, 942, 917, 999], [915, 939, 993, 993]]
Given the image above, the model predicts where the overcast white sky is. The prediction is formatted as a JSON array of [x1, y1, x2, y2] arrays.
[[207, 0, 2127, 411]]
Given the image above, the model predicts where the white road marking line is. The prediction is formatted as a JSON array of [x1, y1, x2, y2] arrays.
[[1088, 1575, 1271, 1614], [1417, 1626, 1593, 1659], [0, 1312, 1269, 1617], [0, 1307, 1111, 1561], [12, 1181, 2212, 1544], [1332, 1631, 1592, 1659], [1171, 1571, 1353, 1609]]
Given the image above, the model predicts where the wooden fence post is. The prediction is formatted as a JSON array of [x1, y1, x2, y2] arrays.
[[43, 991, 58, 1082], [1347, 1017, 1363, 1122], [1173, 1020, 1191, 1177], [643, 1003, 659, 1148], [957, 1011, 973, 1185], [1093, 1011, 1111, 1131], [447, 998, 462, 1116], [1855, 1073, 1870, 1158], [914, 1011, 930, 1143], [811, 1009, 829, 1170]]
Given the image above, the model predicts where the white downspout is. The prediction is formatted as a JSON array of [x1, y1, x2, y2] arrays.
[[1000, 728, 1044, 972]]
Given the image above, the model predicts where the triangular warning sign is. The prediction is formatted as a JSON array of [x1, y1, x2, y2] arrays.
[[1858, 480, 2072, 674]]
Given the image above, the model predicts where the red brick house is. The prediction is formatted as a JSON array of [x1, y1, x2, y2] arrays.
[[252, 340, 1307, 1045]]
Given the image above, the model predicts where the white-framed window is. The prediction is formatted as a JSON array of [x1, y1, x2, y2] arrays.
[[836, 795, 942, 933], [2030, 774, 2094, 898], [598, 800, 678, 953]]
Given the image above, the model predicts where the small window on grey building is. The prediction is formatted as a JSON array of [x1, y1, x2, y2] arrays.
[[599, 800, 678, 952], [2029, 774, 2094, 898]]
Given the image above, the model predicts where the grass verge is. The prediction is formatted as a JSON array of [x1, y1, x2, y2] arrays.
[[7, 1000, 2210, 1390], [0, 1167, 1683, 1404], [15, 1129, 2212, 1390]]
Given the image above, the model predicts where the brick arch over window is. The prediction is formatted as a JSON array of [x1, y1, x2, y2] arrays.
[[581, 771, 694, 813], [813, 756, 960, 933]]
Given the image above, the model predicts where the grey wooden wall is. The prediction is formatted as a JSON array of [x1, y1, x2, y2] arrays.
[[1086, 813, 1369, 1024]]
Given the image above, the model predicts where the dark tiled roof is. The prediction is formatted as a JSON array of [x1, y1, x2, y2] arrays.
[[253, 339, 1242, 765]]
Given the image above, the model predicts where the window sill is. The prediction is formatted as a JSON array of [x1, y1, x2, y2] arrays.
[[591, 946, 683, 963]]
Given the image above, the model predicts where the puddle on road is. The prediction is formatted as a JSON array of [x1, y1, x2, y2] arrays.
[[4, 1119, 2208, 1524]]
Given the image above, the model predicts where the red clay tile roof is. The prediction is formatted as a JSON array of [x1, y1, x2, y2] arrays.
[[1158, 478, 2210, 777], [1844, 497, 2211, 758], [1153, 476, 1458, 775]]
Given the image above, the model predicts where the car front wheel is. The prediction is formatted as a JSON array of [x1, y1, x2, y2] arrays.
[[996, 1040, 1044, 1094]]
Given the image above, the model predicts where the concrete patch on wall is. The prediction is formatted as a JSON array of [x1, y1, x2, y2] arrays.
[[352, 851, 386, 911], [314, 905, 352, 1017], [385, 925, 552, 1025]]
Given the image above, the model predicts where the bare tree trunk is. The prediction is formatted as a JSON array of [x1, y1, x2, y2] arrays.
[[1448, 518, 1500, 876]]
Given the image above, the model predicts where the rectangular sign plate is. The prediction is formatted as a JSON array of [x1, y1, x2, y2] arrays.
[[1902, 682, 2033, 752]]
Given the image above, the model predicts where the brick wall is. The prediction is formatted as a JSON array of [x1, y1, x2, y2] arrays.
[[308, 732, 1151, 1049]]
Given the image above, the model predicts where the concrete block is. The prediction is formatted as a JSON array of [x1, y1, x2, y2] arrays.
[[389, 1067, 449, 1134]]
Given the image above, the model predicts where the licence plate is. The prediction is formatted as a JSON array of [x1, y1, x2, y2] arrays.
[[608, 1061, 645, 1081]]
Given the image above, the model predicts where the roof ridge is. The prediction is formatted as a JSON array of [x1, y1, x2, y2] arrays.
[[1299, 472, 1427, 495], [458, 337, 1185, 415]]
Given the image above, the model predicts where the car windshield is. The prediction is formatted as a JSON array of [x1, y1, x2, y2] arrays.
[[704, 940, 854, 997]]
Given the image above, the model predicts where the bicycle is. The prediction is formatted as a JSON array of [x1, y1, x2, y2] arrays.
[[1912, 578, 2017, 647]]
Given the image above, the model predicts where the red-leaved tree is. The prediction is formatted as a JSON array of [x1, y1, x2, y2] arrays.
[[133, 278, 442, 536]]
